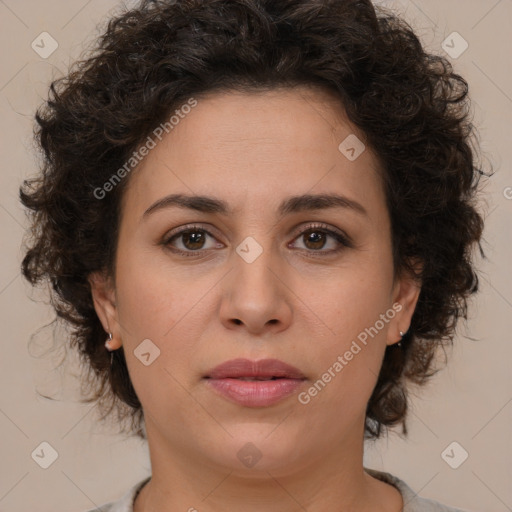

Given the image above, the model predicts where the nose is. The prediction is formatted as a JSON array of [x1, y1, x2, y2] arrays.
[[219, 239, 293, 336]]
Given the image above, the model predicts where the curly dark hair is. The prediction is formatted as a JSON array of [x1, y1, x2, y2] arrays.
[[20, 0, 486, 440]]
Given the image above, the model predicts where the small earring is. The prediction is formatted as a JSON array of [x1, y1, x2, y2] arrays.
[[397, 330, 405, 348], [105, 332, 114, 351], [105, 332, 114, 366]]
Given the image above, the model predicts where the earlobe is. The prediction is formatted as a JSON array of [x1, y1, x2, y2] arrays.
[[387, 260, 423, 346], [88, 271, 122, 350]]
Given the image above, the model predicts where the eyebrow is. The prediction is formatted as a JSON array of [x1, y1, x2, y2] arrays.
[[143, 192, 368, 219]]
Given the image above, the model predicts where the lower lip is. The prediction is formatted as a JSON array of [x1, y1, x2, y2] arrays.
[[205, 378, 305, 407]]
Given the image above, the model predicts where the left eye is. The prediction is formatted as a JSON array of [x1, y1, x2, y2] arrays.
[[290, 226, 349, 252]]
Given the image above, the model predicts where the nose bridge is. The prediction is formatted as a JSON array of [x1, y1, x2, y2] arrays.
[[233, 231, 279, 298], [229, 204, 278, 275]]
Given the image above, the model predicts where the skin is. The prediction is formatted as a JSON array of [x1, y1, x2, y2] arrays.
[[90, 85, 421, 512]]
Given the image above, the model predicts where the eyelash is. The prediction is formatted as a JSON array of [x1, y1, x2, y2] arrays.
[[162, 223, 353, 258]]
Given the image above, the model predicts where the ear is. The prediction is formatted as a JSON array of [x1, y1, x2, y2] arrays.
[[88, 270, 122, 350], [387, 259, 423, 346]]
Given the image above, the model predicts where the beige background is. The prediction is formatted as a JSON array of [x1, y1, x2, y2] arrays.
[[0, 0, 510, 511]]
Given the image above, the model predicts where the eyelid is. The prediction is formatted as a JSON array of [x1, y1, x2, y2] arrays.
[[289, 221, 353, 247], [163, 223, 224, 243]]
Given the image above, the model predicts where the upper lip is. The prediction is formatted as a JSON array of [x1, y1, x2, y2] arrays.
[[205, 358, 306, 379]]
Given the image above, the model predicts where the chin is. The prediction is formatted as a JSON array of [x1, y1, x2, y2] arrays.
[[206, 424, 309, 476]]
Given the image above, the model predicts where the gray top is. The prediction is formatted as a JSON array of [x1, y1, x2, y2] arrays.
[[85, 468, 470, 512]]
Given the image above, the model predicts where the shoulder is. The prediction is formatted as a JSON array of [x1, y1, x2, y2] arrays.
[[83, 471, 475, 512], [82, 476, 151, 512], [365, 468, 472, 512]]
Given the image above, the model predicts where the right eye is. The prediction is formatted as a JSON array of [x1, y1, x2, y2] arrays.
[[163, 224, 224, 256]]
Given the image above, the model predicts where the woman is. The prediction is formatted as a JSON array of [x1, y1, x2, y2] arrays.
[[20, 0, 485, 510]]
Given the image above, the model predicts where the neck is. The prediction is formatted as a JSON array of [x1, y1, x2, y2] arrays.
[[134, 417, 402, 512]]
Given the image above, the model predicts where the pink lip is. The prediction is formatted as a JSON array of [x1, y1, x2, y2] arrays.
[[204, 358, 306, 407]]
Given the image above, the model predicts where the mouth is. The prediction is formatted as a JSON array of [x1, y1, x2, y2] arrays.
[[204, 358, 306, 407], [204, 358, 306, 380], [232, 376, 283, 381]]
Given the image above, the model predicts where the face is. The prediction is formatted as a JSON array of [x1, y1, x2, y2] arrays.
[[91, 85, 420, 478]]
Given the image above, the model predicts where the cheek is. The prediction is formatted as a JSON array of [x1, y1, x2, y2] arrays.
[[296, 254, 394, 409], [113, 254, 198, 420], [305, 252, 394, 345], [112, 246, 213, 394], [113, 239, 190, 336]]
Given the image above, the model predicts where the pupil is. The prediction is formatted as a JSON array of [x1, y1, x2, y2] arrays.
[[184, 231, 204, 249], [306, 230, 325, 249]]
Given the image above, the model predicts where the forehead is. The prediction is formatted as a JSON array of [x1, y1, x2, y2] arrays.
[[121, 86, 385, 220]]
